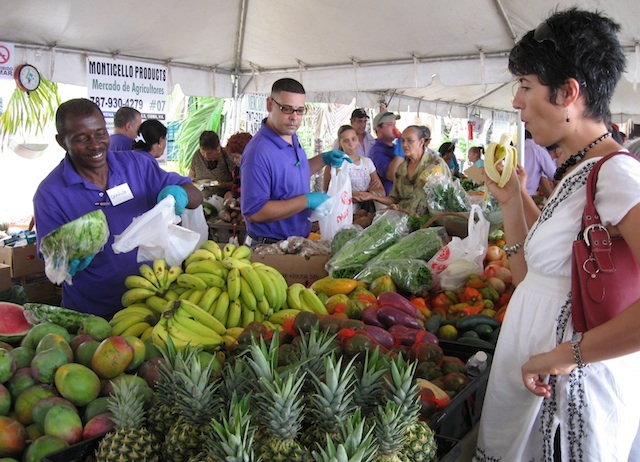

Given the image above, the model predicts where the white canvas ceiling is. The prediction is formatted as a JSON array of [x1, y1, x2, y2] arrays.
[[1, 0, 639, 122]]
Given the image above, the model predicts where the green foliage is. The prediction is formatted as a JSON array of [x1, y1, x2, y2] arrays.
[[0, 76, 60, 143], [173, 97, 225, 175]]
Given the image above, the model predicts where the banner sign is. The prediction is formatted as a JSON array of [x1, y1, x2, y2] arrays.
[[86, 56, 168, 120], [0, 42, 15, 80], [241, 93, 268, 135]]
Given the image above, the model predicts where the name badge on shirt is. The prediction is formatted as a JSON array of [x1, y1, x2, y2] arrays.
[[106, 183, 134, 206]]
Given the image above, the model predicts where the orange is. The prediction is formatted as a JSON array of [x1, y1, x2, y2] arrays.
[[437, 325, 459, 341]]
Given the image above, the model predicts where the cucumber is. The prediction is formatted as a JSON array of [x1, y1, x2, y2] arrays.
[[22, 303, 90, 333], [488, 325, 501, 345], [454, 336, 496, 349], [425, 315, 442, 334], [461, 329, 480, 339], [473, 323, 495, 340], [456, 314, 500, 332]]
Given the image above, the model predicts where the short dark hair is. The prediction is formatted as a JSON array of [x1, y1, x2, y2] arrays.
[[438, 142, 455, 156], [113, 107, 141, 128], [508, 8, 624, 121], [131, 119, 167, 151], [271, 78, 305, 96], [55, 98, 103, 136], [199, 131, 220, 150]]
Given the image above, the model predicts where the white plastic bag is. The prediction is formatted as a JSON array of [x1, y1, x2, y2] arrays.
[[181, 205, 209, 249], [112, 196, 200, 267], [315, 166, 353, 241], [427, 204, 490, 290]]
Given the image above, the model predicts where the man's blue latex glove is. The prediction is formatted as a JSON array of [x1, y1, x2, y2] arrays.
[[306, 192, 330, 210], [322, 150, 353, 169], [68, 254, 96, 277], [157, 185, 189, 216]]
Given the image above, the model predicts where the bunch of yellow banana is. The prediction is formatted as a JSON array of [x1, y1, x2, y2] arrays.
[[484, 133, 518, 188], [286, 283, 329, 314], [109, 304, 158, 339], [151, 299, 225, 352]]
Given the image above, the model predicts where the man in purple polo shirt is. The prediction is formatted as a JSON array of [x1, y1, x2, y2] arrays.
[[370, 111, 404, 195], [109, 106, 141, 151], [240, 78, 351, 244], [33, 98, 202, 318]]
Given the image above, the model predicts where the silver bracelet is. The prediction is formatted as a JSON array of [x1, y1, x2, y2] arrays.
[[503, 240, 524, 257]]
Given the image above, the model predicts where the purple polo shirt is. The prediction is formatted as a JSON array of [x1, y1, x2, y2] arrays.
[[109, 133, 135, 151], [240, 121, 311, 240], [370, 139, 398, 195], [33, 150, 191, 318]]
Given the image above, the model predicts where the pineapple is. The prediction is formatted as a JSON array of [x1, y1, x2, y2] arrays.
[[301, 354, 356, 449], [190, 392, 257, 462], [352, 348, 390, 417], [293, 325, 341, 386], [246, 335, 311, 461], [95, 379, 161, 462], [372, 401, 407, 462], [164, 354, 221, 461], [147, 338, 197, 442], [312, 409, 377, 462], [383, 355, 436, 462]]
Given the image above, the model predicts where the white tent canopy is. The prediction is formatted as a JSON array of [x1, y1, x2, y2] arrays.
[[2, 0, 639, 122]]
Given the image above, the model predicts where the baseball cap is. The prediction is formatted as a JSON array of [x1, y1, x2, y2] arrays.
[[373, 111, 400, 127], [351, 108, 369, 119]]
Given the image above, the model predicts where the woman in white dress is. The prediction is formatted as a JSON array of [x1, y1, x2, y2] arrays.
[[474, 8, 640, 461]]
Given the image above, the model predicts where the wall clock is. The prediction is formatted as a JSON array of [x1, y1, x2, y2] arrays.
[[14, 64, 41, 93]]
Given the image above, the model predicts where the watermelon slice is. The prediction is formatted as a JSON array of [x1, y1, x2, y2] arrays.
[[0, 302, 34, 344]]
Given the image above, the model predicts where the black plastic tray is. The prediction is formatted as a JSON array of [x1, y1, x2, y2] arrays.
[[42, 435, 101, 462], [427, 342, 491, 442]]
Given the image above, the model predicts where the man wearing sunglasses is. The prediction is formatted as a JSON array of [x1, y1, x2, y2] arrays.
[[240, 78, 351, 245]]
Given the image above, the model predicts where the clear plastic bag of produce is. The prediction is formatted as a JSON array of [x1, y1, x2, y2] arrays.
[[355, 258, 433, 296], [424, 173, 471, 215], [112, 196, 200, 267], [325, 210, 409, 279], [366, 226, 447, 266], [39, 210, 110, 285], [330, 225, 364, 255]]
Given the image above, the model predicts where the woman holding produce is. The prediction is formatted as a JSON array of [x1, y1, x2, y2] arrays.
[[322, 125, 385, 211], [358, 125, 450, 215], [474, 8, 640, 461]]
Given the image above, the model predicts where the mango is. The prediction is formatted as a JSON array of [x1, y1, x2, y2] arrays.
[[0, 349, 16, 383], [0, 416, 27, 458], [31, 348, 70, 384], [324, 294, 350, 314], [91, 336, 134, 379], [36, 334, 73, 361], [0, 384, 10, 416], [74, 340, 100, 368], [13, 384, 58, 425], [78, 316, 112, 341], [54, 363, 101, 407], [32, 397, 77, 431], [123, 336, 146, 372], [9, 347, 35, 370], [22, 435, 69, 462], [369, 275, 397, 297], [21, 323, 70, 350], [44, 404, 83, 444], [83, 412, 114, 440], [6, 368, 36, 401]]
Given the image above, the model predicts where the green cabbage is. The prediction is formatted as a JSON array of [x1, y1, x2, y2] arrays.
[[40, 210, 110, 267]]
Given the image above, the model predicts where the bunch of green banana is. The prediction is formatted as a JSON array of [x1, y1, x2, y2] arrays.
[[151, 299, 225, 352], [286, 283, 329, 314], [484, 133, 518, 188], [121, 259, 183, 307], [109, 304, 158, 338]]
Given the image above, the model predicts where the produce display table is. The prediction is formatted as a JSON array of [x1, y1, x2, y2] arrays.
[[207, 219, 247, 244]]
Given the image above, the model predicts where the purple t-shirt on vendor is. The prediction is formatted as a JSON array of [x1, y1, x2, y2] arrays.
[[109, 133, 135, 151], [33, 150, 191, 318], [370, 139, 398, 195], [240, 120, 311, 241]]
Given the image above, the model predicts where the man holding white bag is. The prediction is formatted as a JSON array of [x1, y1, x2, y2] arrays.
[[240, 78, 351, 244]]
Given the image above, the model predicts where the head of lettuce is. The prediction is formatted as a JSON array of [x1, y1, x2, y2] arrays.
[[40, 210, 110, 284]]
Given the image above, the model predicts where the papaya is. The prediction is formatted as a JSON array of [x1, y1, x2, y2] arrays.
[[369, 275, 397, 297], [324, 294, 350, 314], [310, 276, 359, 297]]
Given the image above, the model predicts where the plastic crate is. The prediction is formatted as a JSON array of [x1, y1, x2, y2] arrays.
[[427, 343, 492, 442], [42, 435, 101, 462], [207, 219, 247, 244], [435, 434, 464, 462]]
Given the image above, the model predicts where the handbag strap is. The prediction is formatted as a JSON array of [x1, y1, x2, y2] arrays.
[[582, 151, 639, 272]]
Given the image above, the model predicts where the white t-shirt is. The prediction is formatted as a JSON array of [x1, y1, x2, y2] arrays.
[[347, 156, 377, 191]]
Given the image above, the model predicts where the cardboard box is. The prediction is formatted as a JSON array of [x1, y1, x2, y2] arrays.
[[0, 263, 11, 291], [0, 243, 45, 278], [250, 253, 330, 286], [21, 276, 57, 304]]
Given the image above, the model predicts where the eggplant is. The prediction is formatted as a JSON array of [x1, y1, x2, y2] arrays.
[[388, 324, 427, 346], [377, 306, 424, 330], [362, 325, 395, 349], [361, 307, 385, 327], [377, 291, 425, 321]]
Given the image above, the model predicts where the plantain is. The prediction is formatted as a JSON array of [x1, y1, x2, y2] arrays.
[[225, 299, 242, 328], [121, 287, 156, 307], [138, 263, 161, 289], [125, 275, 161, 292], [301, 288, 329, 315], [187, 289, 206, 306], [268, 309, 302, 325], [230, 244, 252, 261], [145, 295, 171, 316], [184, 248, 218, 267], [177, 273, 208, 292], [212, 291, 230, 327], [171, 310, 221, 339], [226, 268, 241, 302], [185, 259, 227, 278], [238, 277, 257, 311], [174, 299, 227, 335], [164, 265, 184, 289], [200, 240, 223, 261], [286, 283, 306, 311], [121, 321, 152, 338], [192, 272, 226, 289], [153, 259, 168, 290], [239, 265, 264, 302], [240, 306, 255, 327], [222, 243, 237, 259], [198, 286, 223, 313]]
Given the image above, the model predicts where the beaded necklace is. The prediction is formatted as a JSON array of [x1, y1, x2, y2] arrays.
[[553, 132, 611, 180]]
